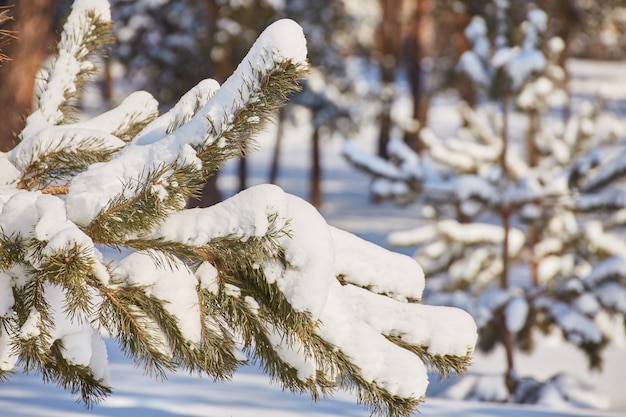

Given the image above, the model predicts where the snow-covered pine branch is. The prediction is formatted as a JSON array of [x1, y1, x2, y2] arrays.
[[0, 1, 477, 416]]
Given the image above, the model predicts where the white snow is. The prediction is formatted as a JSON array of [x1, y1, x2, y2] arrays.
[[331, 226, 424, 301], [265, 323, 316, 381], [132, 80, 219, 146], [0, 273, 14, 318], [116, 251, 203, 344], [18, 309, 42, 340]]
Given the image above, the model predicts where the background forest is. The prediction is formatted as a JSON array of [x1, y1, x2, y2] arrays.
[[1, 0, 626, 415]]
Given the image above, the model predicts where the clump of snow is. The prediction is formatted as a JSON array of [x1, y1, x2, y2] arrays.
[[331, 227, 424, 301], [116, 251, 202, 344], [195, 261, 220, 294], [132, 80, 220, 146], [0, 327, 18, 371], [0, 153, 20, 185], [18, 309, 42, 340], [0, 192, 111, 284], [45, 284, 110, 384], [0, 273, 14, 318], [458, 17, 490, 86], [265, 323, 316, 381]]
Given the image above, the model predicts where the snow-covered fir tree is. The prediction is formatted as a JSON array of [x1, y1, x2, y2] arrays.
[[344, 1, 626, 408], [0, 1, 477, 416]]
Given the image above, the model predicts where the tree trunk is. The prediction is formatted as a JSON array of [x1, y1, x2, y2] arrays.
[[0, 0, 57, 151], [186, 175, 223, 208], [454, 6, 477, 107], [377, 100, 392, 159], [101, 55, 113, 103], [403, 0, 433, 152], [238, 156, 248, 191], [269, 108, 285, 184], [500, 93, 516, 393], [376, 0, 402, 159], [310, 127, 322, 208], [526, 109, 540, 288]]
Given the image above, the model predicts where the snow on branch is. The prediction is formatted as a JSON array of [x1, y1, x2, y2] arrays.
[[66, 19, 308, 228], [152, 184, 476, 413]]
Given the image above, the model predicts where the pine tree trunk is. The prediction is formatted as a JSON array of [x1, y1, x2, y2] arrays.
[[186, 175, 223, 208], [376, 0, 402, 159], [101, 55, 113, 103], [269, 108, 285, 184], [500, 93, 516, 393], [545, 0, 576, 122], [526, 109, 540, 288], [454, 6, 477, 108], [238, 157, 247, 191], [403, 0, 433, 153], [310, 126, 322, 207], [378, 100, 392, 159], [0, 0, 57, 151]]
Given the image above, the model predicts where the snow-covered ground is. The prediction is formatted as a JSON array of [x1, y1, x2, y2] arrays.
[[4, 59, 626, 417], [1, 339, 624, 417]]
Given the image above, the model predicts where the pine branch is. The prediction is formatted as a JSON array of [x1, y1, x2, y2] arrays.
[[13, 276, 54, 374], [42, 340, 112, 407], [165, 95, 206, 136], [332, 347, 424, 417], [193, 288, 243, 379], [0, 7, 14, 64], [0, 232, 26, 270], [17, 136, 120, 191], [197, 217, 325, 347], [113, 111, 158, 143], [0, 368, 15, 382], [194, 59, 305, 175], [96, 283, 175, 379], [37, 243, 96, 321], [385, 335, 473, 378], [211, 288, 333, 398], [87, 163, 201, 244]]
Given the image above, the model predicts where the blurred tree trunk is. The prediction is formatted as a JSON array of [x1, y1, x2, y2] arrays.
[[0, 0, 57, 151], [403, 0, 434, 153], [453, 6, 477, 108], [499, 93, 516, 394], [376, 0, 402, 159], [186, 175, 223, 208], [310, 126, 322, 208], [188, 0, 222, 208], [268, 107, 285, 184], [101, 55, 113, 102]]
